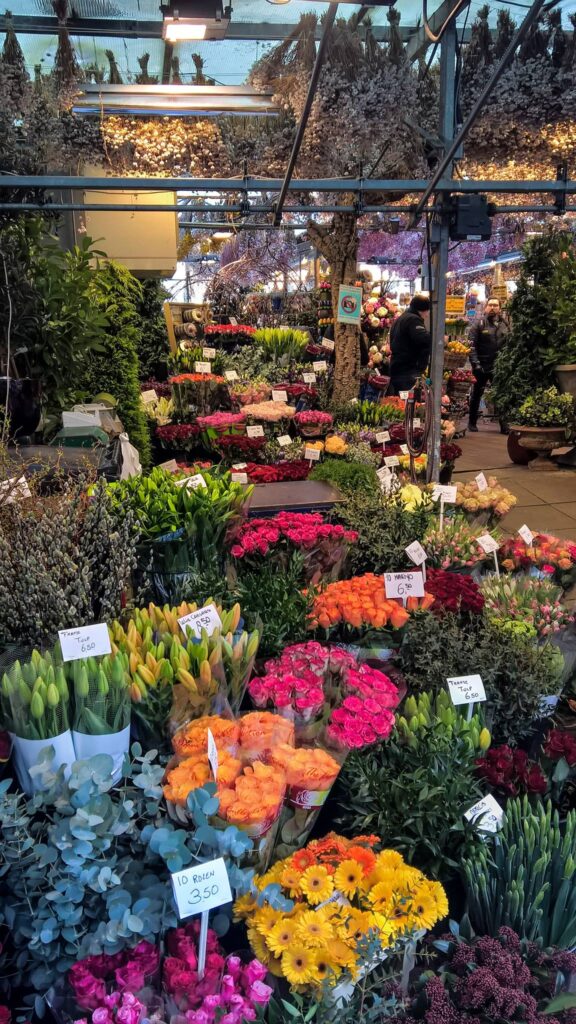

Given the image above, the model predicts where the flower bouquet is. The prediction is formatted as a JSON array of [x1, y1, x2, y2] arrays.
[[294, 410, 334, 438], [309, 573, 435, 644], [424, 568, 485, 618], [170, 373, 232, 419], [480, 575, 573, 636], [230, 512, 358, 585], [423, 520, 502, 573], [156, 422, 201, 454], [242, 400, 296, 435], [231, 381, 271, 406], [215, 434, 268, 464], [235, 834, 448, 991], [196, 411, 246, 456], [69, 652, 132, 781], [475, 744, 547, 799], [454, 477, 517, 526], [499, 533, 576, 591]]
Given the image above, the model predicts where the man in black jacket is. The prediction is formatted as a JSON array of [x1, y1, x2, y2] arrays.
[[389, 295, 432, 395], [468, 297, 509, 431]]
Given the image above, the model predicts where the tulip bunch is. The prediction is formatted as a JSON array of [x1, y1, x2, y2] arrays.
[[70, 653, 131, 736], [1, 648, 71, 741], [480, 576, 573, 636], [424, 520, 501, 571], [397, 691, 491, 754]]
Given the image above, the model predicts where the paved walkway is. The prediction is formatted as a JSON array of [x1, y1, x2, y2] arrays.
[[453, 422, 576, 540]]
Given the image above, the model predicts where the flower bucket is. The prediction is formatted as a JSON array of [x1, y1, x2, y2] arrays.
[[134, 529, 196, 605], [10, 730, 76, 795], [72, 725, 131, 783], [298, 423, 329, 438]]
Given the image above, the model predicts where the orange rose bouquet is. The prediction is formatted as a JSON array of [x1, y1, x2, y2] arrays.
[[172, 715, 239, 758], [238, 711, 294, 763], [309, 572, 434, 642], [269, 744, 344, 860]]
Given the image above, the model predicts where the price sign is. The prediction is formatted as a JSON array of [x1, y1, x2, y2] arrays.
[[400, 444, 409, 455], [304, 447, 321, 462], [432, 484, 457, 503], [399, 390, 410, 400], [231, 472, 248, 484], [171, 857, 232, 920], [518, 524, 534, 546], [384, 571, 425, 599], [384, 455, 400, 468], [159, 459, 179, 473], [141, 389, 158, 404], [464, 794, 504, 835], [194, 361, 212, 374], [176, 474, 206, 490], [302, 372, 317, 384], [207, 728, 219, 781], [59, 623, 111, 663], [246, 425, 264, 438], [447, 674, 486, 706], [405, 541, 427, 566], [475, 472, 488, 492], [272, 390, 288, 403], [232, 462, 247, 470], [178, 603, 222, 641], [313, 360, 328, 372], [202, 347, 216, 359], [375, 431, 390, 444], [277, 435, 292, 447], [477, 533, 499, 554], [413, 418, 422, 428], [224, 370, 239, 382], [377, 466, 395, 494], [322, 338, 335, 351]]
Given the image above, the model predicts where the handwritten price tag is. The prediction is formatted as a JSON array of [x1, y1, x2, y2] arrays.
[[202, 347, 216, 359], [433, 484, 457, 503], [384, 455, 400, 468], [399, 390, 410, 400], [232, 462, 247, 470], [171, 857, 232, 920], [464, 794, 504, 835], [224, 370, 239, 382], [413, 418, 422, 428], [246, 425, 264, 438], [59, 623, 111, 663], [302, 373, 317, 384], [194, 361, 212, 374], [277, 435, 292, 447], [477, 533, 499, 554], [475, 472, 488, 492], [405, 541, 427, 566], [400, 444, 409, 455], [176, 474, 206, 490], [384, 571, 425, 599], [313, 360, 328, 372], [447, 674, 486, 706], [207, 728, 219, 781], [272, 390, 288, 403], [518, 524, 534, 546], [159, 459, 179, 473], [178, 604, 222, 640], [377, 467, 395, 494], [305, 447, 321, 462], [231, 472, 248, 484], [376, 431, 390, 444], [141, 389, 158, 404], [322, 338, 335, 351]]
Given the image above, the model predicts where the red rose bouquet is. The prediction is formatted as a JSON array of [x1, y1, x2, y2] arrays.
[[475, 745, 547, 798], [424, 568, 485, 617], [245, 461, 310, 484]]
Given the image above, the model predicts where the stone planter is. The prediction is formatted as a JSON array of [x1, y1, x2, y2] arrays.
[[510, 424, 567, 471], [555, 363, 576, 401]]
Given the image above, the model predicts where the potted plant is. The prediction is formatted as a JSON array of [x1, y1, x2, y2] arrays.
[[510, 386, 574, 470]]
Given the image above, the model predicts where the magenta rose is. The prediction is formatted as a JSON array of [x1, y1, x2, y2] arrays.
[[247, 981, 273, 1006], [114, 964, 146, 992], [68, 966, 107, 1011]]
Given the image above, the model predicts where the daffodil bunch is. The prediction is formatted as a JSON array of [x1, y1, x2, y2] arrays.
[[235, 833, 448, 990]]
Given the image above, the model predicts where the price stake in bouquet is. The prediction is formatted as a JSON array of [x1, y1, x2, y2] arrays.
[[312, 360, 328, 373], [271, 389, 288, 403], [302, 372, 317, 384], [58, 623, 111, 662], [475, 472, 488, 492], [194, 361, 212, 374], [432, 484, 457, 533], [464, 793, 504, 835], [322, 338, 335, 351], [246, 425, 264, 439], [202, 347, 216, 360], [305, 446, 321, 467], [224, 370, 238, 382], [178, 603, 222, 641], [375, 430, 390, 452], [277, 434, 291, 447], [447, 673, 486, 721], [171, 858, 233, 976], [384, 571, 425, 607], [518, 524, 534, 546], [405, 540, 427, 582], [477, 533, 500, 578], [377, 466, 394, 495]]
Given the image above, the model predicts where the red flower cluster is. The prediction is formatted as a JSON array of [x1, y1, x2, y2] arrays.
[[476, 745, 547, 797], [449, 368, 476, 382], [424, 568, 485, 617], [231, 512, 356, 559], [156, 423, 200, 443], [544, 729, 576, 766], [204, 324, 256, 336], [216, 435, 267, 457], [141, 379, 171, 399], [246, 461, 310, 483], [69, 941, 160, 1010], [294, 410, 333, 427], [170, 373, 226, 384], [279, 383, 318, 400]]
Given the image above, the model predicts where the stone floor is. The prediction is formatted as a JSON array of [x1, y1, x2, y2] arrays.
[[453, 420, 576, 540]]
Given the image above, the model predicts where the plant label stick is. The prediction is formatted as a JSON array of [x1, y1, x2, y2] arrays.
[[277, 435, 291, 447], [140, 389, 158, 404], [313, 360, 327, 372], [384, 571, 425, 601], [202, 347, 216, 359], [518, 524, 534, 546], [475, 472, 488, 492], [302, 372, 317, 384], [246, 425, 264, 438], [272, 390, 288, 403], [464, 794, 504, 835], [59, 623, 112, 662], [194, 361, 211, 374], [178, 604, 222, 640], [477, 533, 500, 577], [305, 447, 321, 465], [375, 431, 390, 451], [171, 857, 232, 923], [224, 370, 239, 382], [207, 728, 219, 781], [384, 455, 399, 469], [231, 472, 248, 484], [405, 541, 427, 582]]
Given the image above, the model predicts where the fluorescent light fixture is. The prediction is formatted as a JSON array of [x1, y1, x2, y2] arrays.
[[212, 231, 233, 239], [163, 18, 207, 41], [73, 84, 278, 118]]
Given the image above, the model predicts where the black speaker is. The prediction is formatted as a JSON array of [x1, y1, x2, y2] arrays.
[[449, 195, 494, 241]]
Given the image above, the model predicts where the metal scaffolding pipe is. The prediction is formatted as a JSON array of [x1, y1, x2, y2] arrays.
[[273, 3, 338, 226]]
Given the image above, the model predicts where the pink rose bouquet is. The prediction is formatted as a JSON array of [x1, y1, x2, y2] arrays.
[[230, 512, 357, 584], [294, 410, 333, 438], [196, 412, 246, 431]]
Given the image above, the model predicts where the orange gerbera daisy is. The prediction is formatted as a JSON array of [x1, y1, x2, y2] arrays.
[[346, 846, 377, 876]]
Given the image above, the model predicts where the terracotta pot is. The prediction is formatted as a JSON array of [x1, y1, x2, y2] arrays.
[[555, 363, 576, 401], [510, 424, 567, 471]]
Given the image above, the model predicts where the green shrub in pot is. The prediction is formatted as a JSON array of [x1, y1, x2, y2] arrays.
[[513, 386, 574, 428]]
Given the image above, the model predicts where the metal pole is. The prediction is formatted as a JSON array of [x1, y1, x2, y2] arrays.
[[273, 3, 338, 226], [428, 19, 457, 484], [413, 0, 550, 221]]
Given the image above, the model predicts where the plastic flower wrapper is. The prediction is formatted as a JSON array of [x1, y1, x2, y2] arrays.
[[237, 710, 294, 764], [424, 519, 502, 572], [499, 533, 576, 591], [455, 476, 517, 526], [270, 743, 345, 860], [68, 653, 131, 777], [234, 834, 448, 991]]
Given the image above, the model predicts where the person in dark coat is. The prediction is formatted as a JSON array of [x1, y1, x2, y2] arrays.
[[468, 297, 509, 431], [389, 295, 432, 395]]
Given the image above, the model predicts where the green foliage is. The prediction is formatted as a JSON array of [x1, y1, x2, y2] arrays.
[[464, 797, 576, 948], [514, 386, 574, 427], [332, 491, 433, 576], [253, 327, 309, 364], [234, 553, 311, 659], [336, 690, 486, 879], [309, 458, 379, 495], [332, 399, 388, 426], [397, 612, 564, 745], [135, 279, 170, 380]]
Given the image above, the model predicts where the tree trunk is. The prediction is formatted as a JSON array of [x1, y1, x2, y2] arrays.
[[307, 210, 360, 403]]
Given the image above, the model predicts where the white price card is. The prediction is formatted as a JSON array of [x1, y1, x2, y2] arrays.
[[194, 361, 212, 374], [224, 370, 239, 382], [59, 623, 112, 663], [384, 571, 425, 599], [475, 472, 488, 492], [399, 390, 410, 400], [232, 462, 247, 470], [518, 524, 534, 546], [322, 338, 335, 351], [447, 674, 486, 706], [272, 390, 288, 403], [400, 444, 409, 455], [375, 431, 390, 444], [202, 347, 216, 359], [179, 603, 223, 641], [207, 728, 219, 781], [433, 484, 457, 503], [377, 467, 395, 494], [159, 459, 179, 473], [313, 360, 328, 372], [413, 418, 422, 428], [231, 472, 249, 484], [176, 474, 206, 490], [384, 455, 400, 468], [405, 541, 427, 566], [246, 425, 264, 438], [305, 447, 321, 462], [140, 389, 158, 404], [277, 435, 292, 447], [464, 794, 504, 835], [302, 373, 317, 384], [477, 533, 499, 554], [171, 857, 232, 920]]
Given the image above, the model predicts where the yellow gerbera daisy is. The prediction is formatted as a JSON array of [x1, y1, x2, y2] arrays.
[[342, 908, 373, 943], [295, 909, 334, 948], [280, 865, 302, 897], [300, 865, 334, 905], [281, 947, 315, 986], [267, 954, 285, 978], [253, 904, 281, 935], [368, 911, 393, 946], [327, 938, 357, 969], [308, 947, 341, 986], [233, 893, 256, 920], [426, 880, 449, 920], [407, 886, 441, 931], [268, 917, 299, 956], [334, 858, 364, 898], [368, 878, 397, 909], [248, 928, 271, 965], [375, 850, 405, 871]]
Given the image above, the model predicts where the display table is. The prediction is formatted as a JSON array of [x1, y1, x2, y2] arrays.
[[247, 480, 345, 515]]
